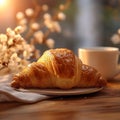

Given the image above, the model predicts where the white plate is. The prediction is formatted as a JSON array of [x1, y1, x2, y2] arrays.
[[18, 87, 103, 96]]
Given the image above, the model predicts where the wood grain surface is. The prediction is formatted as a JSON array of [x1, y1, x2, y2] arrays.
[[0, 77, 120, 120]]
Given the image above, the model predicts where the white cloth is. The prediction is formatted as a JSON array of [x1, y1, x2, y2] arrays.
[[0, 74, 51, 103]]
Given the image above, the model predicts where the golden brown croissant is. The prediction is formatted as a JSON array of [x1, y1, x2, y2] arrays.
[[11, 48, 107, 89]]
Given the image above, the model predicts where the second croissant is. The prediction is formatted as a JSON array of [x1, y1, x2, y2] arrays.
[[11, 48, 107, 89]]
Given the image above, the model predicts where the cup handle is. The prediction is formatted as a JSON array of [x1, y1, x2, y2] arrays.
[[114, 50, 120, 77], [113, 64, 120, 77], [113, 51, 120, 77]]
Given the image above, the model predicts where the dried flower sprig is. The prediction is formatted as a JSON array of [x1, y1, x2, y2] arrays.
[[0, 0, 71, 74], [0, 27, 39, 73], [16, 0, 71, 49], [111, 29, 120, 44]]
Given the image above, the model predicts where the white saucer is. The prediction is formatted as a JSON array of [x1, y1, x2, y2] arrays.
[[18, 87, 103, 96]]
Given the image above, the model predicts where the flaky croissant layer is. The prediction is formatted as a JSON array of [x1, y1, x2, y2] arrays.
[[11, 48, 107, 89]]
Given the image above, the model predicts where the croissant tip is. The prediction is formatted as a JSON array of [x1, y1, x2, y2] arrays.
[[98, 76, 107, 87], [11, 80, 20, 88]]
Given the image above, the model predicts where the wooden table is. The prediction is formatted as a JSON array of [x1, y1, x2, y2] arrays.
[[0, 76, 120, 120]]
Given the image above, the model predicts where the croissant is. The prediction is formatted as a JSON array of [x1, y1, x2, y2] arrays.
[[11, 48, 107, 89]]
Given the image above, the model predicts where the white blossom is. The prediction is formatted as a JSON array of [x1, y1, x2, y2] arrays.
[[43, 13, 51, 20], [31, 22, 40, 31], [111, 34, 120, 44], [1, 45, 7, 52], [8, 38, 14, 46], [0, 64, 3, 69], [42, 4, 49, 11], [14, 26, 23, 34], [44, 19, 53, 30], [6, 28, 16, 38], [0, 34, 7, 44], [25, 8, 34, 17], [10, 53, 21, 62], [34, 31, 44, 44], [46, 38, 55, 48], [44, 19, 61, 32], [8, 60, 18, 72], [16, 12, 25, 20], [118, 29, 120, 34], [52, 21, 61, 32], [18, 18, 27, 26], [58, 12, 66, 20]]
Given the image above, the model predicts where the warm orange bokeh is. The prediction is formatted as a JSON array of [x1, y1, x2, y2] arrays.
[[0, 0, 9, 12]]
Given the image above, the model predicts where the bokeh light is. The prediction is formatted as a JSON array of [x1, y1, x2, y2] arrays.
[[0, 0, 7, 9]]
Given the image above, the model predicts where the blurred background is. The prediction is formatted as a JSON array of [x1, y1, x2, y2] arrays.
[[0, 0, 120, 54]]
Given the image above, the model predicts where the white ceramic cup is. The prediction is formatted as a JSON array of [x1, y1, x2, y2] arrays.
[[78, 47, 120, 79]]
